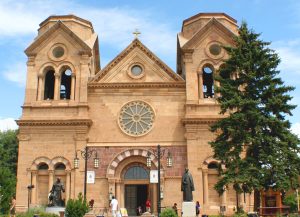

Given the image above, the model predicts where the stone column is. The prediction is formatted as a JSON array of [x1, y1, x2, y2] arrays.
[[66, 170, 71, 201], [79, 54, 90, 103], [70, 74, 76, 100], [37, 74, 43, 100], [31, 170, 37, 205], [198, 72, 203, 99], [48, 170, 54, 193], [203, 169, 209, 206], [24, 55, 37, 104], [54, 72, 60, 100]]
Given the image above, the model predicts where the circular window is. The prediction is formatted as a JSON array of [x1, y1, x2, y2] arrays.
[[118, 101, 155, 137], [131, 65, 143, 76], [209, 44, 221, 56], [52, 46, 65, 58]]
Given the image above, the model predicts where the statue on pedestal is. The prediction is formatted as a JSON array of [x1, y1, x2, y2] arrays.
[[48, 178, 65, 207], [181, 168, 195, 201]]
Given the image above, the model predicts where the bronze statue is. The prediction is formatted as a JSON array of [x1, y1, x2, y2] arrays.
[[181, 168, 195, 201], [49, 178, 65, 207]]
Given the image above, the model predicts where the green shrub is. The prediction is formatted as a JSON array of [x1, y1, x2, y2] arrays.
[[16, 207, 58, 217], [160, 208, 177, 217], [65, 193, 89, 217], [283, 193, 298, 213]]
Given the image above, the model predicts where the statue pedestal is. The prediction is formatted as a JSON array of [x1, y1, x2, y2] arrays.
[[182, 202, 196, 217], [46, 207, 65, 217]]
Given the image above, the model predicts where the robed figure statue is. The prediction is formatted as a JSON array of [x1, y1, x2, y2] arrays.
[[181, 168, 195, 201], [49, 178, 65, 207]]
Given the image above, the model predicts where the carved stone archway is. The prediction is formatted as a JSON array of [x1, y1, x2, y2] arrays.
[[106, 148, 162, 213]]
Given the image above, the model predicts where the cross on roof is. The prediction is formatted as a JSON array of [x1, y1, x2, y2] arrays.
[[133, 29, 141, 38]]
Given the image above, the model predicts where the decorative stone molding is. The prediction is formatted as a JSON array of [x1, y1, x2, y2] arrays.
[[50, 156, 71, 170], [27, 55, 36, 66], [182, 117, 220, 125], [16, 119, 92, 127], [106, 148, 158, 177], [17, 134, 31, 141], [88, 81, 186, 89], [30, 156, 51, 170]]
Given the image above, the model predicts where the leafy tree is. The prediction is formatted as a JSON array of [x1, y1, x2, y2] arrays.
[[0, 130, 18, 214], [210, 22, 300, 209], [0, 167, 16, 214], [0, 130, 18, 174]]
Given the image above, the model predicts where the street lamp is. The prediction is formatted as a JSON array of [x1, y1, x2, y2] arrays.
[[147, 144, 173, 217], [27, 184, 34, 209], [74, 146, 99, 200]]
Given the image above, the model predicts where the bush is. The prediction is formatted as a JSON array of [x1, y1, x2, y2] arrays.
[[283, 193, 298, 213], [160, 208, 177, 217], [65, 193, 89, 217]]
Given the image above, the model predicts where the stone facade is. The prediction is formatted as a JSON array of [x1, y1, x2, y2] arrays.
[[16, 13, 254, 215]]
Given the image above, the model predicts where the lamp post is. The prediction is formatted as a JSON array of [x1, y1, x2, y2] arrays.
[[74, 146, 99, 200], [147, 144, 173, 217], [27, 184, 34, 209]]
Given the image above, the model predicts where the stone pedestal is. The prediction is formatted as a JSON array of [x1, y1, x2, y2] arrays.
[[45, 207, 65, 216], [182, 202, 196, 217]]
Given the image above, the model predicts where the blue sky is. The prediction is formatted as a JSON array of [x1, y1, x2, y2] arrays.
[[0, 0, 300, 135]]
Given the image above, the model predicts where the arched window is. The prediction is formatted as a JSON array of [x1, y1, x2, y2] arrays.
[[37, 163, 49, 170], [208, 162, 219, 169], [202, 64, 214, 98], [44, 70, 55, 100], [54, 163, 66, 170], [124, 166, 149, 180], [60, 68, 72, 99]]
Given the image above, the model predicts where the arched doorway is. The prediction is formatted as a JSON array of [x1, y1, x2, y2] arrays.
[[123, 164, 149, 215], [106, 149, 161, 215]]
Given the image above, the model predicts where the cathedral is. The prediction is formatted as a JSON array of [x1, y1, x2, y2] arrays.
[[16, 12, 254, 215]]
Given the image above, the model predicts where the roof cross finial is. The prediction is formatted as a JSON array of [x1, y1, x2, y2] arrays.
[[133, 29, 141, 39]]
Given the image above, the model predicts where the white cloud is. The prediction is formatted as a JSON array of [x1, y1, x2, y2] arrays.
[[291, 122, 300, 138], [0, 1, 177, 85], [273, 39, 300, 75], [0, 118, 18, 132], [3, 61, 27, 87]]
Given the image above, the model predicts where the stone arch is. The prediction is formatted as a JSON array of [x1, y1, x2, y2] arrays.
[[30, 156, 51, 170], [50, 156, 71, 171], [197, 59, 216, 74], [38, 62, 58, 77], [201, 156, 220, 169], [106, 148, 159, 178], [57, 62, 76, 75]]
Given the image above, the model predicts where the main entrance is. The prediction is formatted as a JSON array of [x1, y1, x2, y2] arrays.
[[123, 165, 150, 216], [125, 184, 148, 215]]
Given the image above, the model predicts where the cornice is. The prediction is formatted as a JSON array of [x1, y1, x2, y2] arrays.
[[182, 117, 221, 125], [16, 119, 92, 127], [88, 82, 186, 89]]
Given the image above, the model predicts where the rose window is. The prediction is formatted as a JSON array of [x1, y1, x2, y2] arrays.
[[119, 101, 155, 136]]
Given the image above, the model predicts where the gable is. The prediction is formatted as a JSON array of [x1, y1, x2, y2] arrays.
[[90, 39, 184, 84], [182, 18, 236, 50], [25, 21, 92, 56]]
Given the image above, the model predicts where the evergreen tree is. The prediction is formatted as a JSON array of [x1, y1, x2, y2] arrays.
[[210, 22, 300, 208]]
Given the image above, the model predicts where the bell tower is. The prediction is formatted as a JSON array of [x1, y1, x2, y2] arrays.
[[16, 15, 99, 211], [23, 15, 100, 107], [177, 13, 238, 210]]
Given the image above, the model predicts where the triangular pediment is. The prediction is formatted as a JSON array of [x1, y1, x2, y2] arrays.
[[182, 18, 236, 50], [90, 39, 184, 84], [25, 21, 92, 56]]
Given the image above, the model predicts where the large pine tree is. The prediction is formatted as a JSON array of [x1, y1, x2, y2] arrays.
[[210, 22, 300, 209]]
